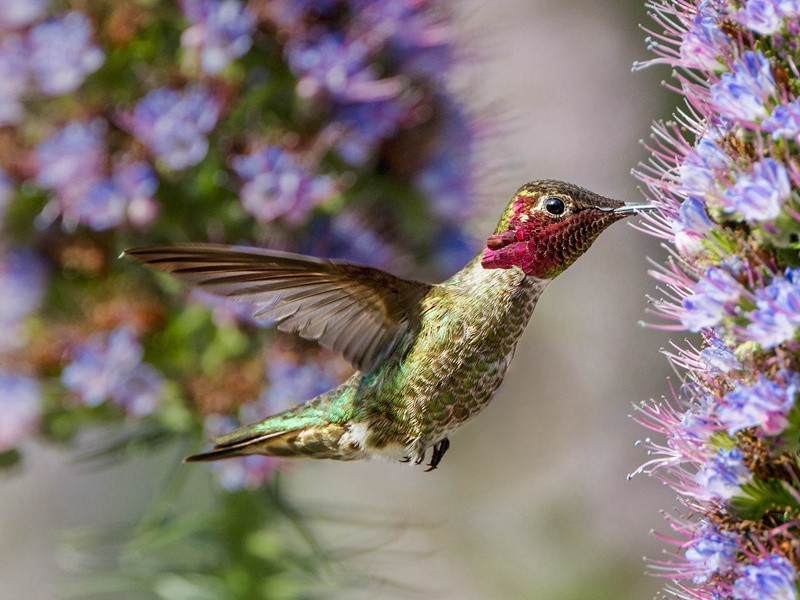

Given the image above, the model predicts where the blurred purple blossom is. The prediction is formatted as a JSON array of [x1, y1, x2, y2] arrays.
[[722, 158, 790, 221], [74, 162, 159, 231], [125, 87, 221, 170], [737, 0, 800, 35], [416, 94, 476, 221], [180, 0, 256, 75], [710, 50, 775, 123], [0, 0, 48, 29], [745, 268, 800, 348], [332, 98, 406, 165], [0, 373, 41, 453], [0, 37, 28, 126], [695, 448, 751, 501], [763, 99, 800, 143], [681, 267, 742, 332], [732, 554, 798, 600], [61, 328, 164, 417], [0, 250, 47, 352], [286, 33, 397, 102], [232, 145, 335, 223], [304, 213, 397, 268], [0, 168, 13, 223], [27, 12, 104, 96], [684, 522, 739, 583], [34, 119, 106, 202], [717, 374, 797, 436]]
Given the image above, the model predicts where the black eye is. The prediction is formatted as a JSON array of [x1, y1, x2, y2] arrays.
[[544, 197, 566, 216]]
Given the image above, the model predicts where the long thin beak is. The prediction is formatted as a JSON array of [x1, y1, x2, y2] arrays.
[[612, 202, 658, 215]]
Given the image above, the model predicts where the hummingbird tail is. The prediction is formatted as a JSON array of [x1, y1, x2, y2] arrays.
[[184, 421, 366, 463]]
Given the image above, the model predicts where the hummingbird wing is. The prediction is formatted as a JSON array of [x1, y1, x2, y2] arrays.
[[124, 244, 432, 373]]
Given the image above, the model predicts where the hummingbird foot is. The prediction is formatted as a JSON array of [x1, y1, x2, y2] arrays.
[[424, 438, 450, 472]]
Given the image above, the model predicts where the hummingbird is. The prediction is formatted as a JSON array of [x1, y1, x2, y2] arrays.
[[124, 180, 653, 470]]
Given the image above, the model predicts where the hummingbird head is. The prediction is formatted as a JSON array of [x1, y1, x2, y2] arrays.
[[481, 180, 653, 279]]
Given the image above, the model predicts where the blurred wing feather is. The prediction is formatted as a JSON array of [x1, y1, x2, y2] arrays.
[[124, 244, 432, 372]]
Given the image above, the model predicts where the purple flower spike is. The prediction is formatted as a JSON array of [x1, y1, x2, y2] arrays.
[[126, 87, 221, 170], [722, 159, 791, 221], [681, 13, 729, 70], [700, 336, 742, 374], [61, 328, 164, 417], [717, 374, 798, 436], [232, 145, 335, 223], [0, 373, 41, 453], [27, 12, 104, 96], [681, 267, 742, 332], [695, 447, 752, 501], [685, 522, 739, 583], [732, 553, 798, 600], [180, 0, 256, 74], [710, 50, 775, 123]]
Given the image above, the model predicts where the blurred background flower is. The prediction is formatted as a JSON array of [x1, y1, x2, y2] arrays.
[[0, 0, 672, 598]]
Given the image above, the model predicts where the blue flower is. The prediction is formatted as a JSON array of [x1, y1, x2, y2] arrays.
[[700, 336, 742, 374], [61, 328, 164, 417], [710, 50, 775, 123], [717, 374, 797, 436], [231, 145, 335, 223], [681, 12, 729, 70], [723, 158, 791, 221], [695, 447, 751, 501], [125, 86, 221, 170], [737, 0, 800, 35], [674, 198, 714, 256], [746, 268, 800, 347], [681, 267, 742, 331], [763, 99, 800, 143], [0, 250, 46, 352], [72, 162, 159, 231], [416, 94, 476, 222], [180, 0, 256, 74], [684, 522, 739, 583], [27, 12, 104, 96], [0, 0, 48, 29], [679, 137, 731, 196], [0, 372, 41, 453], [286, 33, 396, 102], [332, 98, 405, 165], [732, 553, 798, 600], [0, 37, 28, 126]]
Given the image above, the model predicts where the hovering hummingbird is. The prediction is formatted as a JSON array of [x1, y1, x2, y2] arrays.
[[125, 180, 653, 470]]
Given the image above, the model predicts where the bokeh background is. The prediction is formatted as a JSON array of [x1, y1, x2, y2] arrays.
[[1, 0, 678, 598]]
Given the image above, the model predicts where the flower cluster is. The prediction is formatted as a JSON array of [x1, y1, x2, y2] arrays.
[[633, 1, 800, 597]]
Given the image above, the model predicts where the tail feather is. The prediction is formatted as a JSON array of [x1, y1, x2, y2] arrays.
[[185, 422, 366, 462]]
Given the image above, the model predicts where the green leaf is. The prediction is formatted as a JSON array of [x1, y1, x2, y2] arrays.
[[731, 477, 800, 521]]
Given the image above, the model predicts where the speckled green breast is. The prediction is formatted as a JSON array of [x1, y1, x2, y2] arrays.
[[357, 256, 547, 458]]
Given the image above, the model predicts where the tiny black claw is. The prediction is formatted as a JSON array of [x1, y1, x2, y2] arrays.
[[414, 450, 425, 465], [424, 438, 450, 472], [399, 456, 411, 463]]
